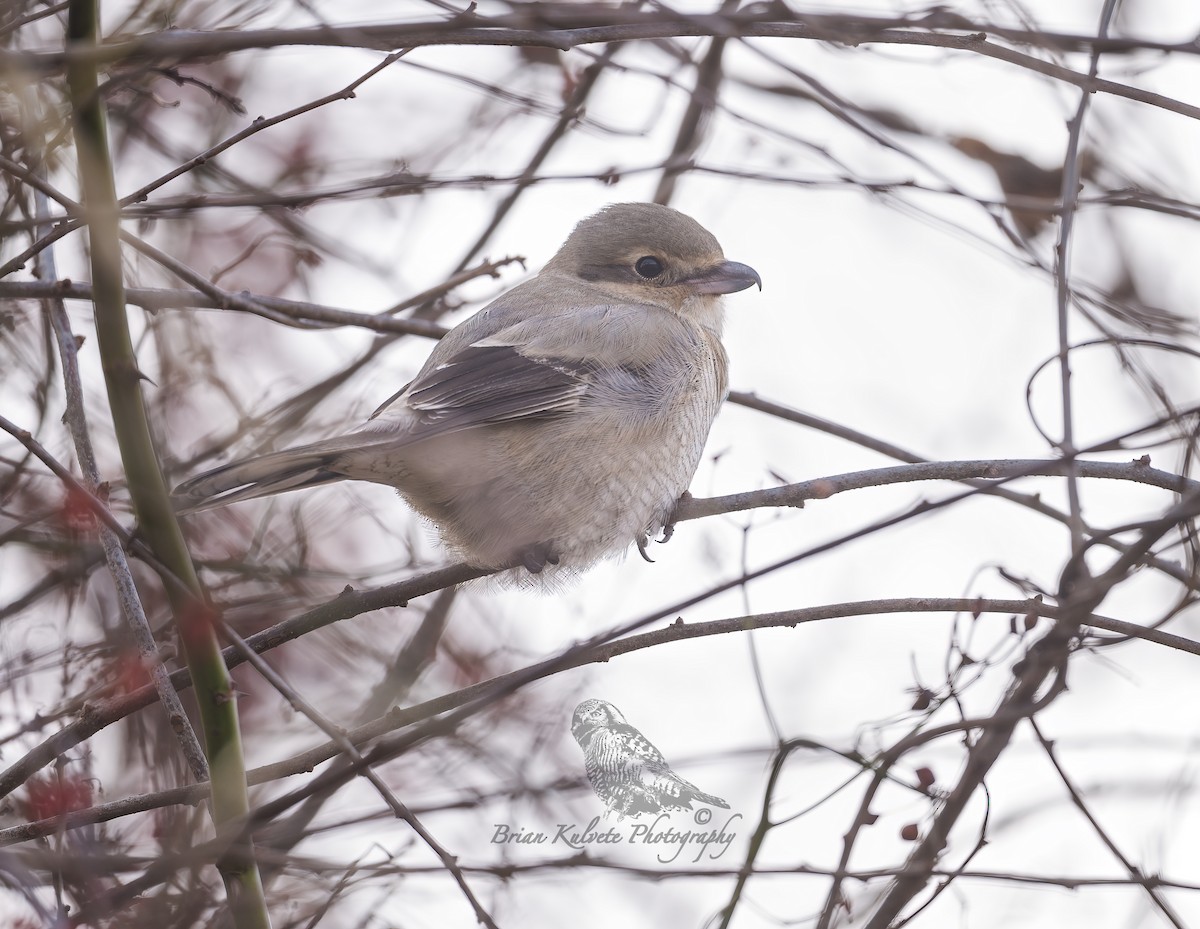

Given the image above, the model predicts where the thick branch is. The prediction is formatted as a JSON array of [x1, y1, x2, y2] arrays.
[[678, 458, 1199, 520], [64, 0, 268, 923], [3, 594, 1196, 845]]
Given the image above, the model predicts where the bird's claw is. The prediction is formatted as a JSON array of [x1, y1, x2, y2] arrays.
[[520, 542, 560, 574], [658, 491, 691, 544], [636, 535, 654, 563]]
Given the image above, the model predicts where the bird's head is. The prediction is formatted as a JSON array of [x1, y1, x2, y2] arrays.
[[544, 203, 761, 327], [571, 698, 623, 745]]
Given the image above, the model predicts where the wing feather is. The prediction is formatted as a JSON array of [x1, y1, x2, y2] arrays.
[[372, 343, 590, 436], [366, 299, 678, 439]]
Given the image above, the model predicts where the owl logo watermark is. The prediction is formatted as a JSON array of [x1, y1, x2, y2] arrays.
[[570, 698, 730, 818]]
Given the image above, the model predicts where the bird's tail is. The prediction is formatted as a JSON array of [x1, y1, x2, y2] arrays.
[[689, 786, 730, 809], [173, 436, 369, 512]]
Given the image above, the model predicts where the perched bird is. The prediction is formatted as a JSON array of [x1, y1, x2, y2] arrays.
[[571, 698, 729, 817], [175, 203, 760, 576]]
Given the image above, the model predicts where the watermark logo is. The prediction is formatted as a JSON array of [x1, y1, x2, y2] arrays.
[[490, 809, 740, 864], [569, 698, 731, 818], [491, 699, 741, 861]]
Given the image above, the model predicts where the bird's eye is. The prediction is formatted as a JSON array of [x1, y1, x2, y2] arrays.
[[635, 256, 664, 279]]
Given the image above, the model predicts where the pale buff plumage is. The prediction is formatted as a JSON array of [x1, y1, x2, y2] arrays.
[[175, 203, 761, 576]]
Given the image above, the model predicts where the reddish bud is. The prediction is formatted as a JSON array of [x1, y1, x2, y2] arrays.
[[24, 773, 93, 821], [178, 599, 220, 653], [900, 823, 919, 841], [110, 650, 153, 696], [60, 485, 98, 535]]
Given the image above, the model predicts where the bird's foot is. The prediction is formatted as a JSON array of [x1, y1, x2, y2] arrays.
[[519, 542, 560, 574], [658, 491, 692, 545], [636, 534, 655, 563]]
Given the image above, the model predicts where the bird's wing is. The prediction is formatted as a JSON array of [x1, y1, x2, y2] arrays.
[[367, 301, 669, 437], [611, 724, 669, 770], [403, 342, 590, 431]]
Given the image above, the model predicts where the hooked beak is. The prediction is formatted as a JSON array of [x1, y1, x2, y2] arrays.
[[681, 260, 763, 295]]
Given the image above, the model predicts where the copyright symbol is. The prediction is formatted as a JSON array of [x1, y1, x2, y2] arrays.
[[694, 808, 712, 825]]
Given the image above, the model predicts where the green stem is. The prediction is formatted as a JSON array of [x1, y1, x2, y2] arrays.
[[65, 2, 269, 925]]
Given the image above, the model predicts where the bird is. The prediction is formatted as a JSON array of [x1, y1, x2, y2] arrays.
[[571, 698, 730, 817], [174, 202, 761, 577]]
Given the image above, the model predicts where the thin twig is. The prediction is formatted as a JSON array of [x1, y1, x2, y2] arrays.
[[33, 185, 209, 782], [1031, 719, 1188, 929], [5, 592, 1194, 846], [120, 51, 410, 207], [857, 490, 1200, 928], [219, 621, 500, 929], [678, 458, 1199, 521], [1053, 0, 1119, 557], [64, 0, 269, 922]]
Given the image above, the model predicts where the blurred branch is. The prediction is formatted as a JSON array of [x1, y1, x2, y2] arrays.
[[0, 562, 489, 801], [728, 392, 1199, 584], [8, 165, 1193, 237], [714, 737, 818, 928], [117, 229, 371, 330], [0, 414, 146, 553], [652, 3, 732, 205], [3, 445, 1196, 808], [0, 550, 104, 623], [1090, 188, 1200, 221], [0, 153, 80, 210], [451, 46, 616, 275], [0, 0, 70, 37], [64, 0, 268, 922], [1031, 719, 1188, 927], [223, 591, 1164, 869], [254, 588, 459, 887], [0, 268, 527, 335], [11, 8, 1200, 64], [0, 279, 443, 334], [13, 844, 1200, 892], [5, 592, 1196, 846], [7, 10, 1200, 120], [219, 621, 500, 929], [859, 487, 1200, 928], [0, 217, 81, 278], [1052, 0, 1117, 563], [0, 168, 1022, 229], [34, 185, 209, 783], [247, 595, 1200, 784], [120, 50, 409, 208], [379, 255, 524, 315]]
